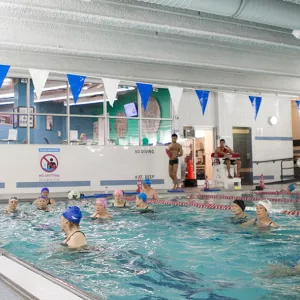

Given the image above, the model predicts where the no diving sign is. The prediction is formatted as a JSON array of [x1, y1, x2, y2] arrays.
[[40, 154, 58, 173], [39, 148, 60, 182]]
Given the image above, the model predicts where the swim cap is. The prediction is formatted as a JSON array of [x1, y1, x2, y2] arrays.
[[137, 193, 147, 202], [9, 197, 18, 202], [39, 196, 47, 200], [113, 190, 124, 197], [62, 206, 82, 225], [257, 200, 272, 213], [96, 198, 107, 208], [41, 187, 49, 194], [143, 179, 152, 186], [233, 200, 245, 211]]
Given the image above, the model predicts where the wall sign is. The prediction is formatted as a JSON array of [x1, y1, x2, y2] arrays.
[[38, 148, 60, 182]]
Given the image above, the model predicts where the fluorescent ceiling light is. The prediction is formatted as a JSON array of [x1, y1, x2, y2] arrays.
[[292, 29, 300, 39], [0, 101, 14, 106]]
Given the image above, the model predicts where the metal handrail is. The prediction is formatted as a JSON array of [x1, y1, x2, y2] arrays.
[[253, 157, 293, 164]]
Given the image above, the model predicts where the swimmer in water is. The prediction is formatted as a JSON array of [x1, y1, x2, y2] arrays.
[[242, 200, 279, 228], [231, 200, 247, 221], [112, 190, 127, 207], [91, 198, 112, 219], [142, 179, 158, 200], [32, 187, 55, 206], [5, 197, 18, 215], [37, 196, 50, 211], [135, 193, 154, 213], [61, 206, 87, 248]]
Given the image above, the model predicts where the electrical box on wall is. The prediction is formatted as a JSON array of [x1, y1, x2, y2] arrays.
[[183, 126, 195, 138]]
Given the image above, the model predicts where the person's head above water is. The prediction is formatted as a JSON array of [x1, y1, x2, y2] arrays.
[[41, 187, 49, 198], [136, 192, 147, 205], [38, 196, 48, 210], [233, 200, 245, 211], [62, 206, 82, 227], [8, 197, 18, 211], [143, 179, 152, 188], [96, 198, 107, 212], [113, 190, 124, 200], [171, 133, 178, 143], [256, 200, 272, 217]]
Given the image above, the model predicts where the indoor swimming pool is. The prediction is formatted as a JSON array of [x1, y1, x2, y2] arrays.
[[0, 197, 299, 300]]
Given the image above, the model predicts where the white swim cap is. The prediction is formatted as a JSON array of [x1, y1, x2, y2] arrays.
[[257, 200, 272, 213], [68, 190, 80, 200]]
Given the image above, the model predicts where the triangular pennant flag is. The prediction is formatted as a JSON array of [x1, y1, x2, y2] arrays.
[[296, 100, 300, 118], [249, 96, 262, 120], [222, 93, 236, 115], [168, 86, 183, 115], [195, 90, 210, 116], [67, 74, 86, 104], [0, 64, 10, 88], [136, 82, 152, 111], [102, 78, 120, 107], [29, 69, 49, 100]]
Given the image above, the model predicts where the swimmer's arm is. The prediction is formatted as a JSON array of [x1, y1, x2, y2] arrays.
[[240, 219, 255, 227], [153, 190, 158, 200], [178, 145, 183, 157], [67, 233, 87, 249], [50, 199, 56, 205], [270, 222, 279, 228], [215, 147, 226, 155], [32, 199, 39, 206], [226, 146, 233, 154], [90, 213, 97, 218]]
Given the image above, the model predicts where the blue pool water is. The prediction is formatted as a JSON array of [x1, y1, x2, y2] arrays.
[[0, 198, 300, 300]]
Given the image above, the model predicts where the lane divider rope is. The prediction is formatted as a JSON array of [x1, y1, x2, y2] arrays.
[[254, 191, 300, 196], [123, 197, 300, 216]]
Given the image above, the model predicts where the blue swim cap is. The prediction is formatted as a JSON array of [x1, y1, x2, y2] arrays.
[[39, 196, 47, 200], [288, 184, 296, 192], [143, 179, 152, 186], [62, 206, 82, 225], [138, 193, 147, 202], [41, 187, 49, 193]]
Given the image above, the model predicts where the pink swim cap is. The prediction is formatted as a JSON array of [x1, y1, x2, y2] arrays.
[[96, 198, 107, 208], [113, 190, 124, 197]]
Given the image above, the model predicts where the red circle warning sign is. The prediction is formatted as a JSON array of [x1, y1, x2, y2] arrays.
[[40, 154, 58, 173]]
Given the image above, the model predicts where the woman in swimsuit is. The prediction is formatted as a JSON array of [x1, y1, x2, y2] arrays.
[[91, 198, 112, 219], [61, 206, 87, 248], [5, 197, 19, 215], [32, 187, 55, 206], [135, 193, 154, 213], [242, 200, 279, 228], [112, 190, 127, 207], [37, 196, 50, 211], [231, 200, 248, 222]]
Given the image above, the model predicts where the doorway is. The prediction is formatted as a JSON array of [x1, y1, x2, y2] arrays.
[[180, 127, 215, 181], [232, 127, 253, 184]]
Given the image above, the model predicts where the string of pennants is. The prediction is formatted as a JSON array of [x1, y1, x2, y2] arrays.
[[0, 64, 299, 120]]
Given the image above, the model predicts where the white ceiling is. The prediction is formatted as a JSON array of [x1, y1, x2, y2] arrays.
[[1, 0, 300, 95]]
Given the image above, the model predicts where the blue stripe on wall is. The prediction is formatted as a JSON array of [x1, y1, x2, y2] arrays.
[[253, 175, 274, 180], [100, 179, 164, 186], [255, 136, 292, 141], [0, 183, 5, 188], [16, 181, 90, 188]]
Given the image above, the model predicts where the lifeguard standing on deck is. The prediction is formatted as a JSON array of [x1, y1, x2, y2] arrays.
[[167, 134, 183, 190]]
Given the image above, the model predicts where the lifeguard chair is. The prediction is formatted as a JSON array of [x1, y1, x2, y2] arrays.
[[211, 153, 241, 188]]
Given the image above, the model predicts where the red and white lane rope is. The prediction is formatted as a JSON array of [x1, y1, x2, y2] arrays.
[[123, 197, 300, 216], [187, 194, 300, 203], [254, 191, 300, 196]]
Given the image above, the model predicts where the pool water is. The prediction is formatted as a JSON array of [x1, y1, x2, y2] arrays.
[[0, 198, 300, 300]]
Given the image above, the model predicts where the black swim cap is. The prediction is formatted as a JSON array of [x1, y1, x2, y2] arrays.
[[233, 200, 245, 211]]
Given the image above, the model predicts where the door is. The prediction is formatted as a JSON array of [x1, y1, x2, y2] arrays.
[[232, 127, 253, 184]]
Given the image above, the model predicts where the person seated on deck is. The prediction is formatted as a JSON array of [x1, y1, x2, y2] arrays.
[[61, 206, 87, 248], [91, 198, 112, 219], [142, 179, 158, 200], [135, 193, 154, 213], [241, 200, 279, 228], [5, 197, 19, 215], [215, 139, 241, 179], [36, 196, 50, 211], [231, 200, 248, 223], [112, 190, 127, 207], [79, 133, 87, 144], [32, 187, 55, 206]]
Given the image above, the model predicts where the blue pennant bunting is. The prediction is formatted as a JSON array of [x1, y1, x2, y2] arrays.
[[249, 96, 262, 120], [195, 90, 210, 116], [296, 100, 300, 118], [67, 74, 86, 104], [0, 64, 10, 88], [136, 82, 153, 111]]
